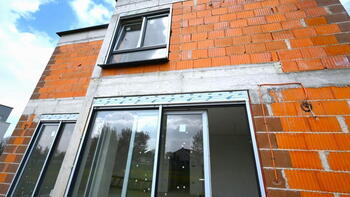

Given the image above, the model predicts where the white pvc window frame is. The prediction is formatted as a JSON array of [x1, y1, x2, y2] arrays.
[[66, 91, 266, 197]]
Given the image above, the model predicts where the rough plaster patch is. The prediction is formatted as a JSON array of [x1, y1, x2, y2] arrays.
[[324, 6, 332, 15], [319, 151, 330, 171], [337, 116, 349, 133], [281, 169, 289, 188], [284, 39, 292, 49], [266, 104, 274, 116]]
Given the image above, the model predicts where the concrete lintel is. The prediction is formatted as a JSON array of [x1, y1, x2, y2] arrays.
[[115, 0, 183, 14], [22, 97, 85, 121], [95, 63, 350, 103], [57, 28, 107, 46]]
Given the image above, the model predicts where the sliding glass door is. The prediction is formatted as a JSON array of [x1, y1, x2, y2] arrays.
[[157, 111, 211, 197], [72, 110, 159, 197], [71, 105, 261, 197]]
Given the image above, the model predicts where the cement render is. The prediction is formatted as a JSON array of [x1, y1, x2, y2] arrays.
[[22, 97, 85, 119], [96, 63, 350, 104], [57, 28, 107, 46], [115, 0, 183, 14]]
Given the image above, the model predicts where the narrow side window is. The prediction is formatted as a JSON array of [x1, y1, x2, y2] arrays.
[[9, 122, 75, 196]]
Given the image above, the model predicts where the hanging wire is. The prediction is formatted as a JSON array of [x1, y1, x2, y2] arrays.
[[257, 82, 313, 185]]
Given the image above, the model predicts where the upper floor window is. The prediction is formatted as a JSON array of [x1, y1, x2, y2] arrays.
[[105, 10, 170, 66]]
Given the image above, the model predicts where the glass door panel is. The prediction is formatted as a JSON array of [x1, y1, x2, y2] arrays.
[[157, 112, 210, 197], [72, 110, 159, 197], [123, 112, 159, 197]]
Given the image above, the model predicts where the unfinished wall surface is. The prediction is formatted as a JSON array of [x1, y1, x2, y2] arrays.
[[98, 0, 350, 196], [31, 40, 103, 99], [1, 0, 350, 196], [254, 86, 350, 197], [102, 0, 350, 76], [0, 27, 105, 196]]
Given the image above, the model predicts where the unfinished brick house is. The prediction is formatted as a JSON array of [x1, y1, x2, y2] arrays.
[[1, 0, 350, 196]]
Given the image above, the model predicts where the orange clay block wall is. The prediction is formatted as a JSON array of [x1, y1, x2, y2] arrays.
[[31, 40, 102, 99], [0, 115, 37, 195], [102, 0, 350, 76], [253, 86, 350, 197]]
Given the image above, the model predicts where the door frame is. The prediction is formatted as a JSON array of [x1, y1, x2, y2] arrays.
[[162, 110, 212, 197], [65, 91, 266, 197]]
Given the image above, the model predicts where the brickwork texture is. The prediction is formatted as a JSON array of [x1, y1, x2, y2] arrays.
[[31, 40, 102, 99], [0, 0, 349, 196], [102, 0, 350, 76], [254, 86, 350, 196]]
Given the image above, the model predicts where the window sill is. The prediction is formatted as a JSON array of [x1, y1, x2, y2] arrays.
[[113, 44, 167, 54], [98, 57, 168, 68]]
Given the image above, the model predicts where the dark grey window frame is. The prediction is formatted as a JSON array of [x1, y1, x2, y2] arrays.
[[100, 8, 172, 68], [66, 97, 267, 197], [7, 120, 76, 197]]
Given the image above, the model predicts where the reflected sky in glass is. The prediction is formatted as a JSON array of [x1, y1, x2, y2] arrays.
[[143, 16, 169, 47]]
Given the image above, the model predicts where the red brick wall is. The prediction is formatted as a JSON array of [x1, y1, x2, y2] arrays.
[[31, 40, 102, 99], [102, 0, 350, 76], [0, 115, 37, 195], [253, 86, 350, 196], [1, 0, 350, 195]]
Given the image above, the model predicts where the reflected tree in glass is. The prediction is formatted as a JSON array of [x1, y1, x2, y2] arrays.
[[157, 114, 205, 197], [12, 124, 59, 197], [72, 110, 158, 197]]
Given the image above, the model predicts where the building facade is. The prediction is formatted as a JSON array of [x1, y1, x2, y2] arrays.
[[1, 0, 350, 196], [0, 105, 12, 140]]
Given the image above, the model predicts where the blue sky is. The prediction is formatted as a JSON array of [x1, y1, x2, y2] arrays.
[[0, 0, 349, 138], [0, 0, 115, 137]]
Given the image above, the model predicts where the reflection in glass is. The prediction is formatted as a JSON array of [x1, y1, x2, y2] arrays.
[[72, 110, 158, 197], [109, 48, 167, 64], [157, 113, 205, 197], [143, 16, 169, 47], [37, 123, 75, 196], [12, 124, 59, 197], [116, 23, 142, 50]]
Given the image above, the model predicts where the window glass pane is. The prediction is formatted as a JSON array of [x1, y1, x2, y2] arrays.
[[108, 48, 167, 64], [12, 124, 59, 196], [116, 23, 142, 50], [157, 113, 205, 197], [36, 123, 75, 196], [143, 16, 169, 47], [72, 110, 158, 197], [208, 106, 260, 197]]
